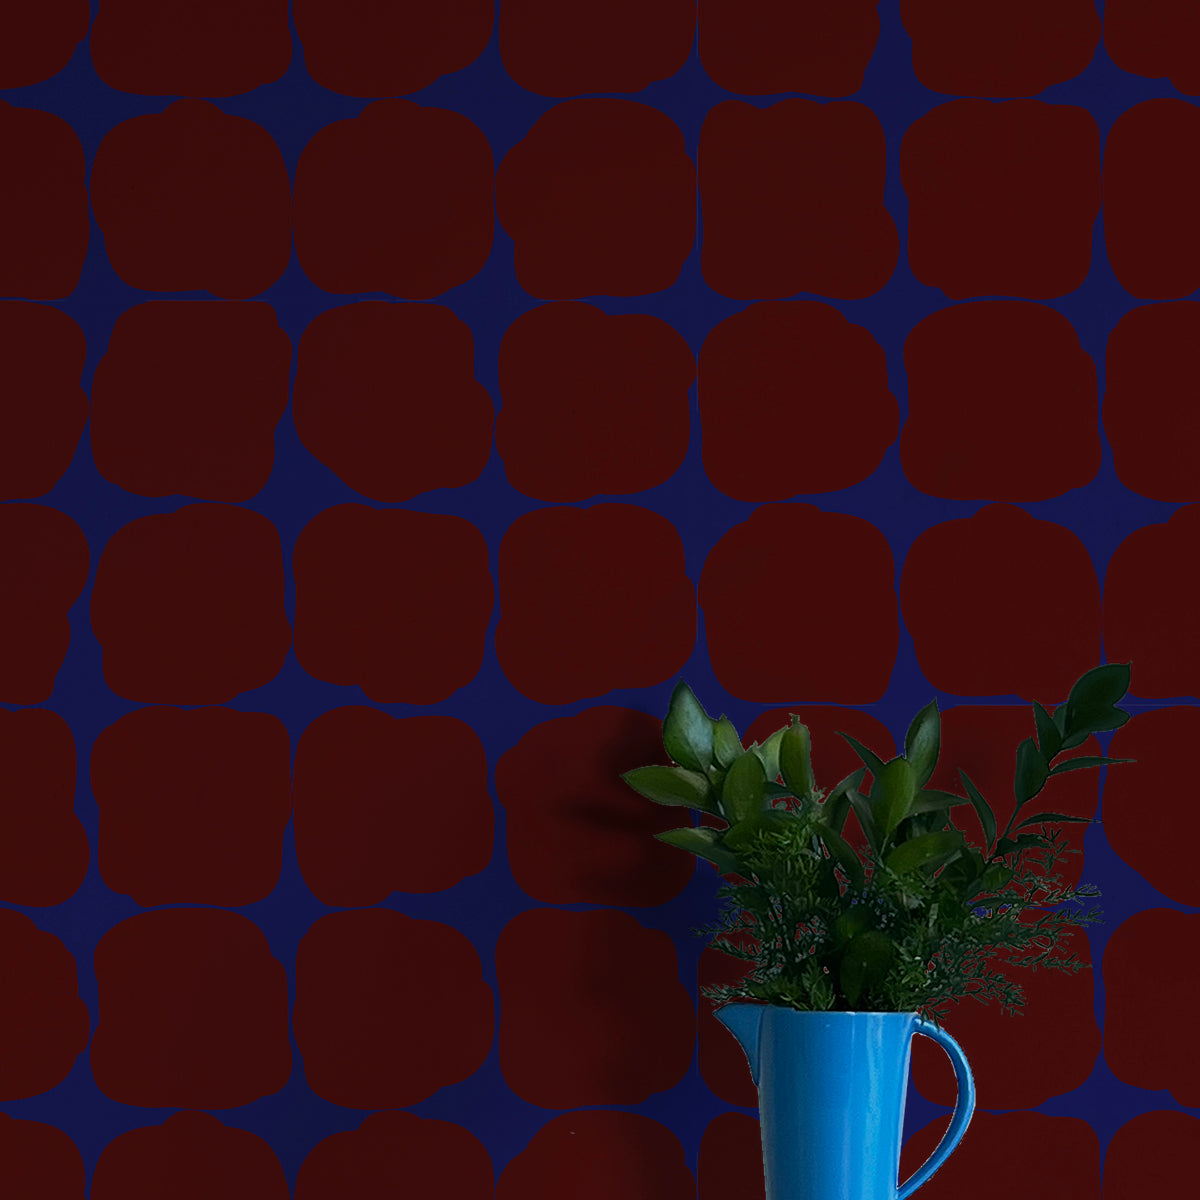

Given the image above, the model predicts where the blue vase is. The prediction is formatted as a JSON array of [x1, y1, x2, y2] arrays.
[[714, 1005, 975, 1200]]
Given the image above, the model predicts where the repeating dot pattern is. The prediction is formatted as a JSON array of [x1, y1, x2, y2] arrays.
[[0, 3, 1196, 1196]]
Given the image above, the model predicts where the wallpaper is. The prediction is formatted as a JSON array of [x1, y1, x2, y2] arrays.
[[1, 1, 1197, 1196]]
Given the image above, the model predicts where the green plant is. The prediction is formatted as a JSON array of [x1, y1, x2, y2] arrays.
[[621, 665, 1134, 1024]]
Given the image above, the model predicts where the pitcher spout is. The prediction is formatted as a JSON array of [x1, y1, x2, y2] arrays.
[[714, 1002, 765, 1085]]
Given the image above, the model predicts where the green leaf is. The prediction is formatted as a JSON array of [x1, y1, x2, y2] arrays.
[[978, 862, 1014, 893], [909, 789, 965, 815], [904, 699, 941, 787], [840, 930, 893, 1007], [780, 721, 816, 799], [1059, 663, 1133, 749], [723, 808, 793, 853], [837, 731, 887, 783], [847, 787, 880, 855], [621, 765, 716, 812], [751, 727, 786, 783], [1032, 701, 1062, 761], [995, 832, 1048, 856], [872, 757, 919, 843], [712, 715, 743, 769], [1015, 810, 1094, 829], [958, 770, 997, 853], [885, 830, 964, 874], [1014, 737, 1050, 805], [822, 767, 867, 834], [832, 907, 874, 947], [1049, 756, 1136, 776], [813, 821, 865, 891], [662, 681, 714, 773], [655, 826, 743, 875], [721, 751, 768, 822]]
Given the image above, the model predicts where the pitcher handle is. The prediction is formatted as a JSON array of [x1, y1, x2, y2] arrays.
[[896, 1019, 975, 1200]]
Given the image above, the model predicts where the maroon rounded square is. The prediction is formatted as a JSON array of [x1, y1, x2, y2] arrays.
[[496, 908, 693, 1106], [294, 302, 492, 501], [91, 909, 290, 1108], [1106, 0, 1200, 96], [900, 504, 1101, 702], [294, 909, 493, 1109], [1105, 302, 1200, 501], [0, 303, 87, 501], [496, 100, 696, 299], [0, 0, 88, 87], [294, 0, 493, 97], [297, 1113, 494, 1200], [900, 0, 1100, 97], [901, 301, 1100, 500], [699, 300, 897, 498], [91, 0, 291, 97], [700, 100, 897, 300], [901, 99, 1100, 300], [495, 706, 695, 906], [294, 100, 494, 299], [495, 503, 695, 704], [1104, 1111, 1200, 1200], [497, 302, 694, 501], [294, 707, 492, 907], [92, 706, 292, 907], [1104, 99, 1200, 300], [91, 302, 291, 501], [699, 0, 880, 97], [501, 0, 694, 97], [0, 910, 90, 1100], [699, 503, 897, 703], [90, 504, 292, 704], [0, 504, 88, 705], [0, 709, 87, 907], [91, 1113, 289, 1200], [698, 1114, 763, 1200], [0, 1115, 83, 1200], [0, 102, 88, 300], [90, 100, 291, 300]]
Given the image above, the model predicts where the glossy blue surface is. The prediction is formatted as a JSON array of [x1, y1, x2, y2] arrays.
[[715, 1005, 975, 1200]]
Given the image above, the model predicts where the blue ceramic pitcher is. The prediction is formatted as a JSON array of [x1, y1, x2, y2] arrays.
[[715, 1005, 975, 1200]]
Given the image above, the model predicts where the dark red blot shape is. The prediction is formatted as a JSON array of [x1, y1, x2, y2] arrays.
[[92, 302, 291, 501], [91, 1112, 289, 1200], [698, 1113, 764, 1200], [901, 301, 1099, 500], [0, 1114, 84, 1199], [90, 503, 291, 704], [0, 910, 90, 1100], [92, 706, 292, 907], [1104, 1111, 1200, 1200], [294, 707, 492, 907], [1104, 504, 1200, 698], [1104, 100, 1200, 300], [1105, 303, 1200, 501], [496, 504, 695, 705], [700, 503, 897, 702], [0, 0, 88, 87], [294, 302, 492, 501], [294, 0, 493, 97], [501, 0, 694, 96], [497, 908, 693, 1107], [900, 0, 1100, 97], [699, 301, 897, 499], [92, 909, 290, 1108], [497, 302, 694, 501], [497, 1111, 694, 1200], [1104, 709, 1200, 904], [699, 0, 880, 97], [293, 504, 492, 703], [1104, 909, 1200, 1106], [297, 1112, 493, 1200], [497, 100, 696, 299], [495, 706, 694, 906], [700, 100, 897, 300], [899, 1110, 1100, 1200], [900, 504, 1101, 702], [0, 504, 88, 705], [0, 709, 87, 907], [90, 99, 291, 299], [295, 909, 493, 1109], [0, 101, 88, 299], [902, 99, 1100, 300], [91, 0, 290, 96], [1106, 1, 1200, 96], [0, 303, 87, 500], [294, 100, 493, 299]]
